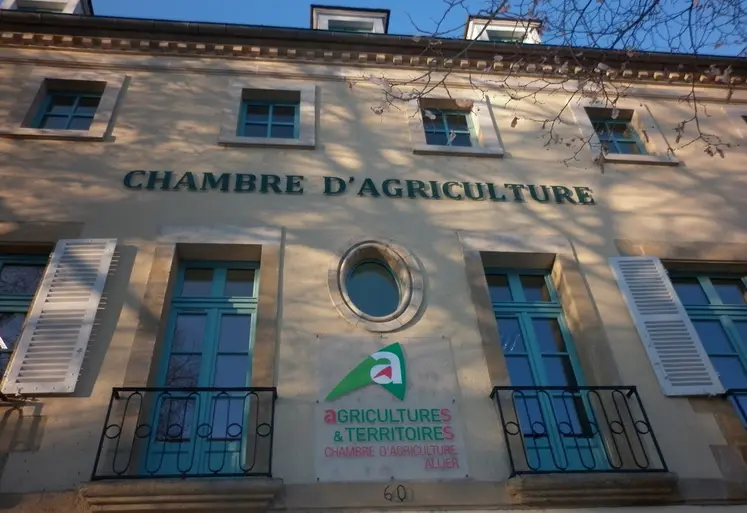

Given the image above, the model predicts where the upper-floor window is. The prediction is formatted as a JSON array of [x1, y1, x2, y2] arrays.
[[311, 5, 389, 34], [238, 98, 299, 139], [33, 90, 102, 130], [422, 109, 474, 147], [586, 108, 647, 155], [465, 17, 542, 43], [0, 255, 48, 378]]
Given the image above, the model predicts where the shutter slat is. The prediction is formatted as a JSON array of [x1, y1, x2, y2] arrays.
[[1, 239, 116, 395], [610, 256, 724, 396]]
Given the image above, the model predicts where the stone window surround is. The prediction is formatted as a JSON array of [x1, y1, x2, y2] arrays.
[[328, 236, 424, 333], [218, 80, 317, 149], [0, 68, 126, 142], [312, 7, 388, 33], [569, 98, 680, 166], [406, 95, 505, 158], [122, 225, 283, 389], [615, 238, 747, 502]]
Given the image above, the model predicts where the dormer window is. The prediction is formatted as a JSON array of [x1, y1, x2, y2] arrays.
[[311, 5, 390, 34], [465, 17, 541, 44]]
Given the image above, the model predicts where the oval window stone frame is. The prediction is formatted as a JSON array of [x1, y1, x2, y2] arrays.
[[328, 237, 425, 332]]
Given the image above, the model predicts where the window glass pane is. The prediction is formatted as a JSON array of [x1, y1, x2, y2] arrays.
[[712, 279, 747, 305], [346, 261, 400, 317], [692, 320, 734, 354], [46, 94, 75, 114], [506, 355, 534, 386], [543, 356, 578, 386], [520, 275, 551, 302], [734, 321, 747, 346], [39, 115, 69, 129], [450, 132, 472, 147], [245, 104, 270, 123], [242, 124, 267, 137], [422, 110, 443, 130], [486, 275, 512, 302], [181, 268, 213, 297], [0, 265, 44, 294], [156, 397, 195, 441], [445, 113, 469, 131], [213, 354, 250, 387], [671, 278, 709, 305], [730, 394, 747, 426], [224, 269, 255, 297], [425, 131, 448, 146], [532, 318, 567, 352], [608, 122, 632, 136], [272, 105, 296, 124], [270, 124, 296, 138], [552, 395, 587, 436], [164, 354, 201, 387], [496, 317, 525, 353], [75, 96, 101, 116], [217, 314, 252, 353], [711, 356, 747, 389], [171, 314, 207, 352], [211, 397, 246, 439], [616, 141, 643, 155], [0, 312, 26, 349], [68, 116, 93, 131]]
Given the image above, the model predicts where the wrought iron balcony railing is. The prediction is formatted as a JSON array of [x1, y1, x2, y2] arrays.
[[490, 386, 667, 475], [91, 387, 277, 480]]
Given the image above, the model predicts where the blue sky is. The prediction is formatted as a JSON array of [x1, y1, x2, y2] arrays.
[[92, 0, 472, 37]]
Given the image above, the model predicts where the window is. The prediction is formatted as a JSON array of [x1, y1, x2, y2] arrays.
[[422, 109, 474, 147], [238, 99, 299, 139], [32, 91, 102, 130], [465, 18, 541, 43], [487, 269, 603, 471], [148, 261, 258, 475], [0, 255, 48, 378], [587, 108, 647, 155], [327, 19, 375, 33], [218, 83, 316, 149], [670, 273, 747, 424], [486, 30, 521, 43], [346, 261, 400, 317]]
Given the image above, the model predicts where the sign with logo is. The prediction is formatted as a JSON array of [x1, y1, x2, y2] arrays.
[[315, 337, 468, 482]]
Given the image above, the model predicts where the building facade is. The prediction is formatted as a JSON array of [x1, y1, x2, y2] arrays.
[[1, 4, 747, 513]]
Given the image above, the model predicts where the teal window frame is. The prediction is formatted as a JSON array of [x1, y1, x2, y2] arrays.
[[32, 91, 102, 130], [145, 261, 260, 476], [589, 117, 647, 155], [487, 269, 606, 470], [237, 99, 300, 139], [669, 272, 747, 425], [421, 109, 475, 147], [0, 254, 49, 377]]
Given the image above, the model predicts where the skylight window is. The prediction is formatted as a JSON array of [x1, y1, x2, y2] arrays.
[[311, 5, 389, 34]]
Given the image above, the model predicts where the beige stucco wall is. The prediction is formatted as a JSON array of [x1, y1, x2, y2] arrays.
[[0, 44, 746, 500]]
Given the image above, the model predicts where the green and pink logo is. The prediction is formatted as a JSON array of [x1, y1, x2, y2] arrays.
[[325, 342, 407, 401]]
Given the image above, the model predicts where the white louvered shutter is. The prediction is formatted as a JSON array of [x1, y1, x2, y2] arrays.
[[1, 239, 116, 395], [610, 256, 724, 396]]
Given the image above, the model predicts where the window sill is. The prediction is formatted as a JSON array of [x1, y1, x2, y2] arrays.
[[412, 144, 505, 158], [218, 135, 315, 149], [602, 153, 679, 166], [0, 127, 106, 141]]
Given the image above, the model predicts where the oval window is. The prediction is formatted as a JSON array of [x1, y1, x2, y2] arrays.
[[346, 261, 400, 318]]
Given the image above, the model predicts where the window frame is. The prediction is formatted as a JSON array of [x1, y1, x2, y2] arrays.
[[588, 117, 648, 155], [0, 254, 49, 378], [422, 109, 476, 148], [237, 99, 300, 140], [32, 90, 102, 131]]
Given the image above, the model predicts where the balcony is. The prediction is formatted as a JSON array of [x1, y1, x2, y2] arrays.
[[91, 387, 277, 480], [490, 386, 668, 476]]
